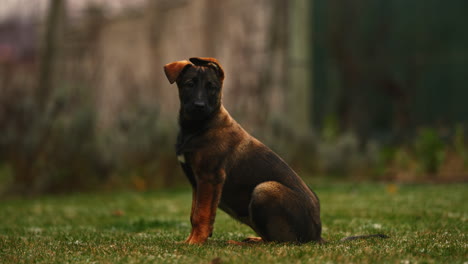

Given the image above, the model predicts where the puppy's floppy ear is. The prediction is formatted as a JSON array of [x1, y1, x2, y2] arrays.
[[164, 60, 192, 84], [189, 57, 224, 82]]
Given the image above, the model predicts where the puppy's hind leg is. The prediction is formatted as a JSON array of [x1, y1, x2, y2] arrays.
[[248, 181, 321, 243]]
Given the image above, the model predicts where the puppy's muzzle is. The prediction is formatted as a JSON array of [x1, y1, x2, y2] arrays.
[[185, 101, 210, 119], [193, 101, 206, 110]]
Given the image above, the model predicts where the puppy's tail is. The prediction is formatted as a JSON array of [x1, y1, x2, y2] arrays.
[[340, 234, 389, 242]]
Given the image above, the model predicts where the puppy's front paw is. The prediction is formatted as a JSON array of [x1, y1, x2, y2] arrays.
[[185, 235, 208, 245]]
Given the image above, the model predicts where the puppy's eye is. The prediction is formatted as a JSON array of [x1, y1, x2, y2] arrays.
[[207, 83, 218, 90], [186, 81, 194, 88]]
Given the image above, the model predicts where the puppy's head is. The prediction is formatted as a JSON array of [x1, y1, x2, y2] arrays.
[[164, 57, 224, 121]]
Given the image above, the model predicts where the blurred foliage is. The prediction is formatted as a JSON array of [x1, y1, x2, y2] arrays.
[[413, 128, 446, 174], [453, 124, 467, 166], [0, 81, 182, 195], [370, 126, 468, 182], [321, 114, 340, 143], [96, 101, 180, 191], [1, 82, 99, 193], [310, 122, 467, 182]]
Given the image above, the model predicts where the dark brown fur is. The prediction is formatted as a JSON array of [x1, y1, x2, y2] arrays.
[[164, 57, 322, 244]]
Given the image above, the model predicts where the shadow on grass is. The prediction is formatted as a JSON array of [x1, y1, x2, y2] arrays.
[[107, 218, 184, 232]]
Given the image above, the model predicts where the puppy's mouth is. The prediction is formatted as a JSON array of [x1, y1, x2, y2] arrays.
[[183, 105, 213, 120]]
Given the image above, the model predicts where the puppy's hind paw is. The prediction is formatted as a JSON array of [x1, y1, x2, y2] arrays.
[[242, 237, 263, 243]]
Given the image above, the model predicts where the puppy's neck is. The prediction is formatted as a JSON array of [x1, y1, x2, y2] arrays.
[[178, 106, 224, 135], [176, 106, 232, 155]]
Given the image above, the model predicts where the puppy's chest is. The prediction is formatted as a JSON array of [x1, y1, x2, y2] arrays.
[[177, 153, 186, 164], [176, 151, 222, 172], [177, 152, 197, 167], [176, 152, 197, 188], [177, 152, 194, 171]]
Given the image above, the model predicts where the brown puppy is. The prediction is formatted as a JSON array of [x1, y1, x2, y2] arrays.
[[164, 57, 322, 244]]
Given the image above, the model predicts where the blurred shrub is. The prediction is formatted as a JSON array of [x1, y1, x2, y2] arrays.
[[321, 115, 340, 143], [312, 114, 380, 178], [413, 128, 446, 174], [96, 102, 181, 191], [0, 83, 103, 194], [453, 124, 467, 167], [372, 126, 467, 182], [298, 123, 467, 183], [374, 146, 396, 178], [0, 80, 183, 195]]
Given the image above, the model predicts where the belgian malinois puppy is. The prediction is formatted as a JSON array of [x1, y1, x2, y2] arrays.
[[164, 57, 322, 244], [164, 57, 386, 244]]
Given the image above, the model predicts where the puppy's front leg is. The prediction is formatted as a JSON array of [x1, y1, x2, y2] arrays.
[[184, 188, 197, 243], [186, 172, 225, 244]]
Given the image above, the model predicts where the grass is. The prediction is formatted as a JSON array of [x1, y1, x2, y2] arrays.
[[0, 183, 466, 263]]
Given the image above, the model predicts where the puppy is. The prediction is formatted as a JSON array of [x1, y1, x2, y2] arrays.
[[164, 57, 322, 244]]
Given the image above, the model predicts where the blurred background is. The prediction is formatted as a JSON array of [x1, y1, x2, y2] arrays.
[[0, 0, 467, 196]]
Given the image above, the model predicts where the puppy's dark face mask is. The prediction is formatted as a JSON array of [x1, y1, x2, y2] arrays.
[[164, 57, 225, 122], [177, 65, 222, 121]]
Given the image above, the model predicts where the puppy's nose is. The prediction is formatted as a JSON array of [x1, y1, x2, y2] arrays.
[[193, 101, 206, 109]]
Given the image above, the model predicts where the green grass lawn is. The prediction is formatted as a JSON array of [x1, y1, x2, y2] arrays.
[[0, 183, 466, 263]]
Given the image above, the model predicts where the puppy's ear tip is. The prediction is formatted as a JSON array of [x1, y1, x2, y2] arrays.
[[164, 60, 191, 84], [163, 65, 176, 84]]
